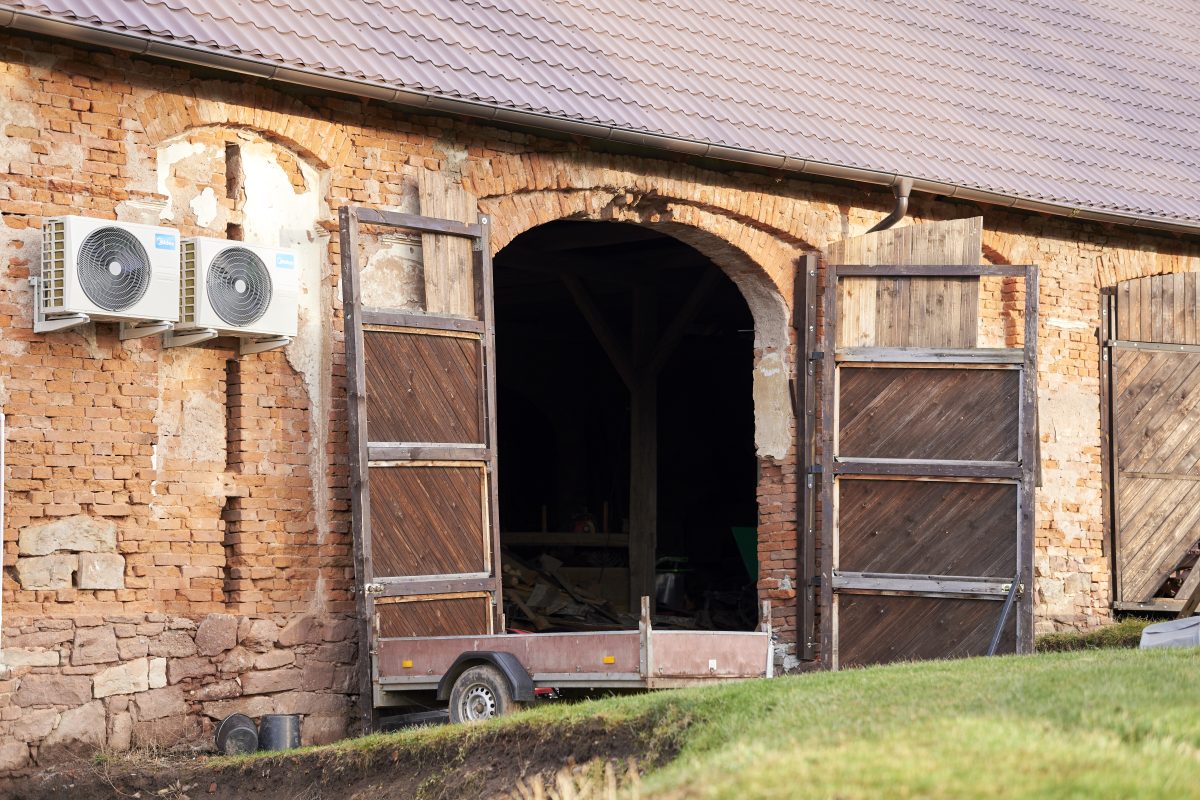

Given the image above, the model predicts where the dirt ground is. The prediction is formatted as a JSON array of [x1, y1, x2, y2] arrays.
[[1, 716, 674, 800]]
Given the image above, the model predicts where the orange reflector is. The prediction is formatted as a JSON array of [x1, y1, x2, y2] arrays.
[[603, 656, 615, 664], [402, 659, 413, 669]]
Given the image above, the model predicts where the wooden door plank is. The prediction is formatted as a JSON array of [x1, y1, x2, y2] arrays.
[[419, 171, 477, 318]]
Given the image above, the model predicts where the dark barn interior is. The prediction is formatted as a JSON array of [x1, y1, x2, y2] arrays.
[[493, 221, 759, 631]]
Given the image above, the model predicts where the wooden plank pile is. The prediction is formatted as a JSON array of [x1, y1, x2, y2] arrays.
[[501, 551, 634, 631]]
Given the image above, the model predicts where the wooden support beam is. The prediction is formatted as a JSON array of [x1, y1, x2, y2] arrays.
[[560, 274, 637, 390], [646, 267, 721, 375], [629, 285, 659, 613]]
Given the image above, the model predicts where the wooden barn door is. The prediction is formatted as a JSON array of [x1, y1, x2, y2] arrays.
[[339, 201, 500, 727], [820, 218, 1038, 668], [1108, 274, 1200, 611]]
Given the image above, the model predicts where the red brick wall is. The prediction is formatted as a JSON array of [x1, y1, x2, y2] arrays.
[[3, 33, 1200, 768]]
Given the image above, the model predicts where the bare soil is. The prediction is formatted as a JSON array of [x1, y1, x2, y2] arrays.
[[2, 715, 677, 800]]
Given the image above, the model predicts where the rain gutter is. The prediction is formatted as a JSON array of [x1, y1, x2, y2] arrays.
[[2, 7, 1197, 236]]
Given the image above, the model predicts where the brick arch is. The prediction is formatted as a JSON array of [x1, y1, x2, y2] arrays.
[[139, 81, 350, 169], [482, 189, 798, 355]]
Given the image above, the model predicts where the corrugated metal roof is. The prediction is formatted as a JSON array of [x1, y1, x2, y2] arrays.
[[5, 0, 1200, 225]]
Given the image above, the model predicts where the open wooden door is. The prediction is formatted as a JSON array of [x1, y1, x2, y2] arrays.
[[819, 218, 1038, 668], [339, 200, 499, 728], [1107, 273, 1200, 612]]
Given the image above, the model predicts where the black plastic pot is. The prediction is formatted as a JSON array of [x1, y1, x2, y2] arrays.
[[215, 714, 258, 756], [258, 714, 301, 751]]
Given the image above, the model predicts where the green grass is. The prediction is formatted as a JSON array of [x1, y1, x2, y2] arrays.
[[627, 648, 1200, 799], [201, 647, 1200, 798], [1036, 617, 1154, 652]]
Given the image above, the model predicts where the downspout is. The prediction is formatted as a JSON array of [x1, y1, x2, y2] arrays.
[[866, 177, 913, 233]]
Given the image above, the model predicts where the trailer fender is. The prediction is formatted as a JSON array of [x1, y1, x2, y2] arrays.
[[436, 651, 535, 703]]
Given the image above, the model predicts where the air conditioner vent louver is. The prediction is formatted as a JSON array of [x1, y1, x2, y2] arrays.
[[76, 226, 152, 312], [206, 246, 273, 327], [41, 219, 66, 311], [180, 240, 197, 326]]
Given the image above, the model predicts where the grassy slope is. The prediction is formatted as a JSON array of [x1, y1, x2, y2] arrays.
[[212, 647, 1199, 799], [514, 647, 1200, 799]]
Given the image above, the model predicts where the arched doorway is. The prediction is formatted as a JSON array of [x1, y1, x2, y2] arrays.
[[494, 221, 760, 631]]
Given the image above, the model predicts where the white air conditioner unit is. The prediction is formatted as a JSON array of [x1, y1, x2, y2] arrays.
[[166, 237, 298, 354], [36, 215, 180, 338]]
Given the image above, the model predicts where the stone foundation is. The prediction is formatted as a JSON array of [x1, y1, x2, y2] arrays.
[[0, 613, 356, 774]]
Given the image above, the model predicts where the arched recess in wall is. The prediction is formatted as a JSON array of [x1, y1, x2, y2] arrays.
[[481, 188, 805, 463], [138, 83, 346, 172], [151, 122, 335, 610]]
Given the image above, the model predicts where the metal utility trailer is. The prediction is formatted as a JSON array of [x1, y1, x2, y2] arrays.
[[376, 598, 772, 721], [339, 197, 774, 726]]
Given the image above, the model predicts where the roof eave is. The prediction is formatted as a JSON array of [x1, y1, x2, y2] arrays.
[[3, 7, 1196, 237]]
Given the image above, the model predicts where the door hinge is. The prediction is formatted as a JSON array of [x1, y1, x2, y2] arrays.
[[364, 582, 385, 596]]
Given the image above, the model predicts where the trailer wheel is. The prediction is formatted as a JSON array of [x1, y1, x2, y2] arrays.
[[448, 665, 524, 724]]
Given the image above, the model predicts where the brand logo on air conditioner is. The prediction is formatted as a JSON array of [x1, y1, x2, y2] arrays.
[[154, 233, 177, 250], [276, 253, 295, 270]]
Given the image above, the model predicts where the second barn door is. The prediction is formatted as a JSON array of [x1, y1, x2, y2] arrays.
[[820, 218, 1038, 668], [1108, 273, 1200, 610], [339, 188, 501, 724]]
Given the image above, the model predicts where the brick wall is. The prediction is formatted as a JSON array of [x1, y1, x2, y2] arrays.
[[3, 32, 1200, 769]]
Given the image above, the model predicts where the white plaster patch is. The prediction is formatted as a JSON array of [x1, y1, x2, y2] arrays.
[[189, 187, 219, 228], [753, 350, 793, 460], [154, 350, 226, 465], [156, 139, 205, 222], [360, 235, 425, 309], [238, 139, 332, 551], [1046, 317, 1091, 330]]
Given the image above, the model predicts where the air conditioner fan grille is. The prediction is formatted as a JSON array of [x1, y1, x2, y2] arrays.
[[207, 247, 273, 327], [77, 227, 152, 312]]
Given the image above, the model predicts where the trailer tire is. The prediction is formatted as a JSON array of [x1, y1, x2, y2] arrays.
[[448, 665, 525, 724]]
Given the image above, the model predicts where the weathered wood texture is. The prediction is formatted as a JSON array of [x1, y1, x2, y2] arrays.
[[837, 594, 1016, 667], [339, 205, 377, 730], [836, 276, 979, 347], [827, 217, 983, 348], [838, 479, 1017, 577], [821, 217, 1032, 669], [419, 171, 477, 318], [340, 203, 499, 723], [363, 329, 484, 444], [1116, 273, 1200, 345], [369, 465, 489, 577], [376, 595, 492, 638], [839, 368, 1019, 460], [1112, 346, 1200, 601]]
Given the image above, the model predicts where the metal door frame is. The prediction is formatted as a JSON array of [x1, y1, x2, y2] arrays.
[[339, 205, 500, 730]]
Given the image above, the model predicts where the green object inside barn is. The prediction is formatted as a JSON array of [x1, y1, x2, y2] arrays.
[[731, 526, 757, 579]]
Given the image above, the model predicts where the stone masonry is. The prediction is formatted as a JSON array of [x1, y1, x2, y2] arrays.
[[3, 31, 1200, 770]]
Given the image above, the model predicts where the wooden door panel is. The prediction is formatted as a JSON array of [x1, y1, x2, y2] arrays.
[[376, 595, 492, 638], [838, 594, 1016, 667], [340, 202, 498, 728], [839, 367, 1020, 461], [838, 479, 1017, 577], [369, 465, 489, 577], [363, 329, 485, 445], [822, 217, 1036, 669], [1110, 335, 1200, 603], [837, 276, 980, 348]]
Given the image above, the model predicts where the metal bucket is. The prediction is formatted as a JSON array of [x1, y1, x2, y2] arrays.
[[215, 713, 258, 756], [258, 714, 301, 751]]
